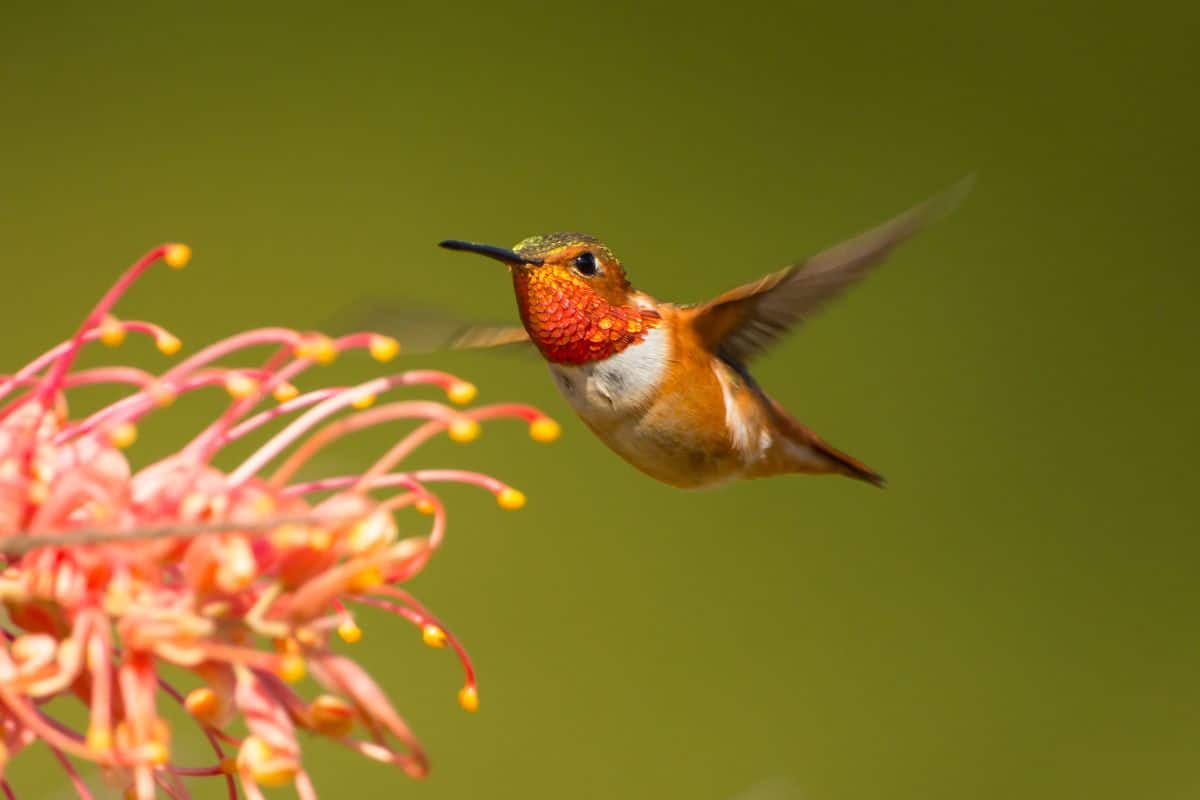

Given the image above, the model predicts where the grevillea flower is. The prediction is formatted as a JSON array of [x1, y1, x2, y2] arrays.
[[0, 244, 559, 799]]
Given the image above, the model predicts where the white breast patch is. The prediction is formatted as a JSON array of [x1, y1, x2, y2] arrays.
[[549, 324, 670, 418]]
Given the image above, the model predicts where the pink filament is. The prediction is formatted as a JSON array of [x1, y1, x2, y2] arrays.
[[230, 384, 458, 488], [32, 246, 170, 410], [181, 331, 381, 463], [48, 747, 95, 800], [0, 320, 173, 408], [283, 468, 507, 497], [361, 402, 544, 486], [355, 591, 476, 688]]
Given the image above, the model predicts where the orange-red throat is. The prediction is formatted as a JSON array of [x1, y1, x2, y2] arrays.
[[439, 234, 661, 366]]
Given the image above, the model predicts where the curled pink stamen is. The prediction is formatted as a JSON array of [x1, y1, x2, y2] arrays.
[[34, 247, 173, 406], [0, 320, 176, 409], [0, 243, 555, 798]]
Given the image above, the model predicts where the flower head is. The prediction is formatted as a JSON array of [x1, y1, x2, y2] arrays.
[[0, 245, 556, 799]]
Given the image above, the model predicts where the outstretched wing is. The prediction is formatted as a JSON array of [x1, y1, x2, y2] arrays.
[[692, 175, 973, 364], [325, 300, 531, 355]]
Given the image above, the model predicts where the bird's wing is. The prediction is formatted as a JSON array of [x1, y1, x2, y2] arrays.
[[324, 301, 531, 355], [692, 176, 973, 364], [442, 323, 531, 350]]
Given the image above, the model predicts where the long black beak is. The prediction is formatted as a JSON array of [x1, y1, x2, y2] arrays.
[[438, 240, 544, 266]]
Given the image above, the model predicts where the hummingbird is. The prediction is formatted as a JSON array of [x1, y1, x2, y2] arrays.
[[438, 178, 970, 490]]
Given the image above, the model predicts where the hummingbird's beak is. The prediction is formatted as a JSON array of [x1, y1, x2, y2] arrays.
[[438, 240, 544, 267]]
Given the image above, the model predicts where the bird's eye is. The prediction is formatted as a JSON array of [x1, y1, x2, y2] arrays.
[[572, 251, 599, 276]]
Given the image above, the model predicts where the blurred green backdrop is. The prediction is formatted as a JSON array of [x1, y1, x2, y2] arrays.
[[3, 1, 1198, 798]]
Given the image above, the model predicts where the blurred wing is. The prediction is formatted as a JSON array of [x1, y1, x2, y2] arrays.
[[443, 323, 531, 350], [325, 300, 531, 355], [693, 175, 973, 364]]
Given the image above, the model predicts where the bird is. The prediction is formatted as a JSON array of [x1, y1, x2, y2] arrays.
[[437, 177, 971, 490]]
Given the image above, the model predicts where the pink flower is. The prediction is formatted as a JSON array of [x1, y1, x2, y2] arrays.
[[0, 245, 558, 799]]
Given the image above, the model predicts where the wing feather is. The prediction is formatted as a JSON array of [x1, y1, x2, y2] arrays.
[[324, 301, 531, 355], [693, 176, 973, 364]]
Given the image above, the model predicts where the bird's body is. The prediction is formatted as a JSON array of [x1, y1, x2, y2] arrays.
[[440, 178, 969, 489], [542, 298, 866, 488]]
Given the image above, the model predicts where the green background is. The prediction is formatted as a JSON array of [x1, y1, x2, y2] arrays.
[[2, 1, 1197, 798]]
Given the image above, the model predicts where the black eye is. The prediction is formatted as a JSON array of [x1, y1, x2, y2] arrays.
[[572, 251, 599, 276]]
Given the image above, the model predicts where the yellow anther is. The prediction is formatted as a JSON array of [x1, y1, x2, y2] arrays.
[[368, 334, 400, 362], [99, 316, 126, 347], [224, 373, 259, 399], [448, 417, 480, 443], [351, 392, 376, 410], [238, 736, 296, 787], [83, 501, 111, 523], [149, 382, 177, 407], [103, 583, 132, 617], [348, 566, 383, 592], [155, 332, 182, 356], [164, 243, 192, 269], [251, 492, 276, 516], [446, 381, 478, 405], [295, 335, 338, 365], [85, 726, 113, 754], [598, 317, 613, 330], [529, 416, 561, 443], [414, 498, 436, 515], [308, 529, 333, 551], [269, 524, 308, 550], [626, 319, 642, 333], [278, 654, 306, 684], [347, 514, 396, 553], [422, 624, 447, 648], [272, 382, 299, 402], [312, 337, 339, 364], [496, 487, 526, 510], [30, 459, 52, 482], [184, 687, 219, 722], [458, 685, 479, 713], [143, 741, 170, 766], [108, 422, 138, 449], [254, 769, 296, 789], [337, 618, 363, 644], [180, 492, 207, 519], [309, 695, 356, 738], [27, 481, 49, 506], [215, 539, 256, 592]]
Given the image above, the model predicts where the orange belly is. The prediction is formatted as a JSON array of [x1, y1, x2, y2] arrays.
[[586, 365, 743, 488], [549, 314, 768, 488]]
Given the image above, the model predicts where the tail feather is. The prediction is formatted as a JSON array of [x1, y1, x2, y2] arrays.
[[805, 435, 886, 487], [759, 392, 885, 487]]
